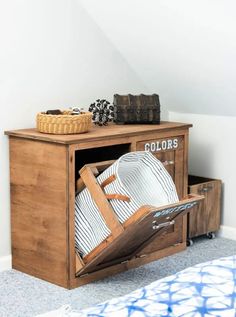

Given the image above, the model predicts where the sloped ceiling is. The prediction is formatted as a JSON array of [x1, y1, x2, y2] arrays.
[[79, 0, 236, 116]]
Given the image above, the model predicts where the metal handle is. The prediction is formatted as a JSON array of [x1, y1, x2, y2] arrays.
[[152, 220, 175, 230], [162, 160, 174, 166], [198, 185, 213, 194]]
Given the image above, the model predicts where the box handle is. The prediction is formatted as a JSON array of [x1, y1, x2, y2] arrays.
[[162, 160, 174, 166], [152, 220, 175, 230], [198, 185, 213, 194]]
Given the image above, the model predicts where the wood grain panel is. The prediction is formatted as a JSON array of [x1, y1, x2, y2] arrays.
[[188, 178, 221, 238], [10, 137, 68, 287], [5, 122, 192, 144]]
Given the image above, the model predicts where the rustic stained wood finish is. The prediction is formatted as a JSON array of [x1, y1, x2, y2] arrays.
[[5, 121, 192, 289], [188, 176, 222, 238], [9, 138, 68, 287], [77, 161, 202, 266], [76, 194, 203, 276]]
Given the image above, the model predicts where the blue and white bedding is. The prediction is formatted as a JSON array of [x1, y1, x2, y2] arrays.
[[37, 255, 236, 317]]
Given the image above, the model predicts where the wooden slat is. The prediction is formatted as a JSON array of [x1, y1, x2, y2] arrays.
[[100, 174, 116, 189], [76, 178, 85, 194], [5, 122, 192, 145], [76, 163, 116, 195], [79, 166, 124, 237], [68, 145, 77, 285], [84, 160, 115, 172], [75, 253, 85, 274], [105, 194, 130, 202], [182, 131, 189, 243]]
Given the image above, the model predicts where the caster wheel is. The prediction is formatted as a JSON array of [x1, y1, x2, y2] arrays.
[[207, 232, 216, 239], [187, 239, 193, 246]]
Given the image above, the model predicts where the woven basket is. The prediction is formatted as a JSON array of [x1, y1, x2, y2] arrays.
[[36, 111, 93, 134]]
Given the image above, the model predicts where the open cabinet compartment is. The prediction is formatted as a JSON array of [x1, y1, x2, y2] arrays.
[[75, 160, 204, 277]]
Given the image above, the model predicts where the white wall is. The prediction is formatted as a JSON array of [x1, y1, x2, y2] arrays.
[[79, 0, 236, 234], [0, 0, 150, 266], [80, 0, 236, 116], [169, 111, 236, 232]]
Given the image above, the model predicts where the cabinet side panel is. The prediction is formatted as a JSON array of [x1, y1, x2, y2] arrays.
[[10, 137, 68, 287], [207, 180, 221, 232]]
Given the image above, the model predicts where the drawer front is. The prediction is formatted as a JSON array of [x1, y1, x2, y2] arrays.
[[138, 217, 183, 255], [136, 136, 184, 199], [188, 180, 221, 238]]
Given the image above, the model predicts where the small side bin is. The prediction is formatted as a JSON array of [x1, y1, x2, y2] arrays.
[[187, 175, 222, 244]]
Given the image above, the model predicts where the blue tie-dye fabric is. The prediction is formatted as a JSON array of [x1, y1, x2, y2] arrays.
[[37, 255, 236, 317], [75, 255, 236, 317]]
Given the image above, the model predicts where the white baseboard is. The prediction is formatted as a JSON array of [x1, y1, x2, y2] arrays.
[[218, 225, 236, 241], [0, 255, 12, 272]]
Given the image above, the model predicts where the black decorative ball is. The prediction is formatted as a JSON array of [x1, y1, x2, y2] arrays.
[[88, 99, 114, 126]]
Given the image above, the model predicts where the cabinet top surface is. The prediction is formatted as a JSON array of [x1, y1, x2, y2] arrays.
[[5, 121, 192, 144]]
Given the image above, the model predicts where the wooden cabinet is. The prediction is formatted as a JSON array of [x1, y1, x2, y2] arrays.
[[5, 122, 192, 289], [188, 175, 222, 241]]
